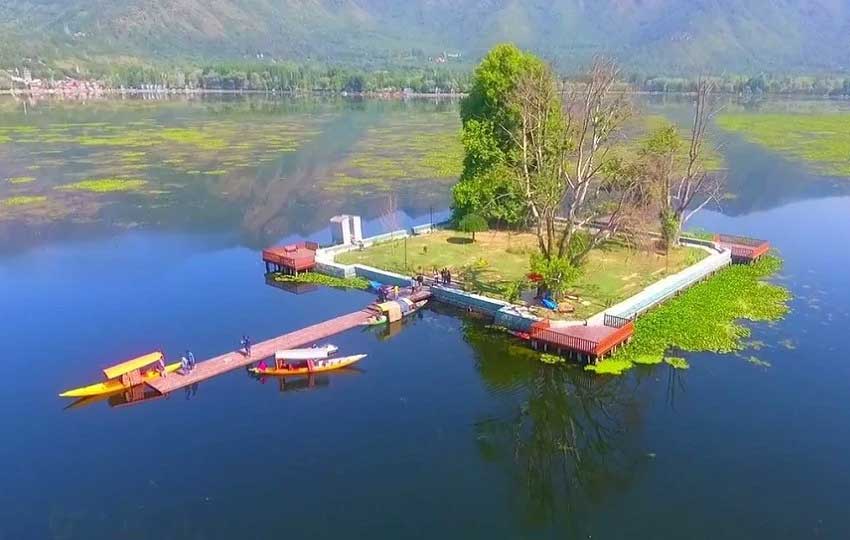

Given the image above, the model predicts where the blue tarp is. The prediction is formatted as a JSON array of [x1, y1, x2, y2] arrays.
[[541, 297, 557, 310]]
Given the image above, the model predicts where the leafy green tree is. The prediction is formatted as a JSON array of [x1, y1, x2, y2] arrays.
[[458, 212, 488, 242], [453, 44, 547, 224], [530, 253, 580, 300]]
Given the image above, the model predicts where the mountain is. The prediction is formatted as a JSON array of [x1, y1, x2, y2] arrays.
[[2, 0, 849, 74]]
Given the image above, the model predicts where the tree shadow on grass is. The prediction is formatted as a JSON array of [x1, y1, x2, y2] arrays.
[[447, 236, 473, 245]]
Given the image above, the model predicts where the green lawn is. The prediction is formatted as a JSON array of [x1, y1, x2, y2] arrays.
[[336, 229, 706, 319]]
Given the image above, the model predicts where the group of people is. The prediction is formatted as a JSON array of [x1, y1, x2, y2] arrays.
[[432, 267, 452, 286], [377, 285, 401, 302]]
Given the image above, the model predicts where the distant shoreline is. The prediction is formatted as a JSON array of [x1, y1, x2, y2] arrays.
[[3, 87, 850, 102], [0, 88, 468, 100]]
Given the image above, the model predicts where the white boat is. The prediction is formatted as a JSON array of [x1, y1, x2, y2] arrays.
[[275, 344, 338, 361]]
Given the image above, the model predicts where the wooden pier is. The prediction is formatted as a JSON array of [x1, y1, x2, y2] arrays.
[[528, 314, 634, 361], [714, 234, 770, 263], [147, 309, 374, 395]]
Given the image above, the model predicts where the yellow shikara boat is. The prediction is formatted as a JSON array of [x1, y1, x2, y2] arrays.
[[249, 354, 366, 376], [59, 351, 180, 398]]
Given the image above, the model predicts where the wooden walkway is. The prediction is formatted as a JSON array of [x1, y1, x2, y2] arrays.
[[147, 309, 374, 395]]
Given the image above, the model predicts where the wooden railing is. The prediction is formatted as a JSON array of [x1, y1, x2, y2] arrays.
[[594, 321, 635, 357], [529, 327, 599, 355], [603, 313, 631, 329], [714, 234, 765, 247], [529, 318, 635, 357]]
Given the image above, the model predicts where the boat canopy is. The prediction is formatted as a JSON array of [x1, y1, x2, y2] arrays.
[[102, 351, 164, 379]]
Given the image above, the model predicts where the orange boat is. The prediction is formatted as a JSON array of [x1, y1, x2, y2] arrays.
[[249, 354, 366, 376]]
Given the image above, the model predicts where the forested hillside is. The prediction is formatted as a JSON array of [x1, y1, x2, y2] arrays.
[[2, 0, 849, 75]]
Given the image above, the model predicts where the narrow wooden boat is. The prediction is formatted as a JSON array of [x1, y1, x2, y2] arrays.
[[275, 344, 338, 360], [249, 354, 366, 376], [59, 351, 180, 398], [364, 299, 427, 325]]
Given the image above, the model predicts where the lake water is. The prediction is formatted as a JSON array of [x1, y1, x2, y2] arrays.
[[1, 96, 849, 539]]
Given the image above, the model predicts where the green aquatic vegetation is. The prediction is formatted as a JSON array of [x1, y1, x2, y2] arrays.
[[585, 358, 633, 375], [540, 353, 566, 365], [746, 355, 771, 368], [664, 357, 690, 370], [272, 272, 370, 290], [1, 195, 47, 207], [632, 354, 663, 365], [159, 128, 228, 151], [57, 178, 148, 193], [422, 131, 464, 177], [716, 113, 850, 176], [203, 170, 228, 175], [6, 176, 35, 184], [608, 255, 790, 373], [324, 114, 462, 193]]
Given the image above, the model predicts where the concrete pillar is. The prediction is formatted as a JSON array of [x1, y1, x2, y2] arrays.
[[349, 215, 363, 243], [330, 215, 352, 245]]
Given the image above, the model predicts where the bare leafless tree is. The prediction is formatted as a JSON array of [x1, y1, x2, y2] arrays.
[[659, 78, 724, 246], [507, 58, 640, 265]]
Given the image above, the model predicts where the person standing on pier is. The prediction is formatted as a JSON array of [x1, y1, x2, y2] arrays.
[[241, 335, 252, 357], [186, 350, 196, 371]]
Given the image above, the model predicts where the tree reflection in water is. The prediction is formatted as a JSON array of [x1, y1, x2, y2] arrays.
[[465, 322, 652, 530]]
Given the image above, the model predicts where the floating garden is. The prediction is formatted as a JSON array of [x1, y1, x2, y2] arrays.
[[0, 104, 333, 227], [717, 112, 850, 176], [322, 111, 462, 195]]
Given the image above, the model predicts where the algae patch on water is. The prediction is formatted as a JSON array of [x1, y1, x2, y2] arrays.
[[57, 178, 148, 193], [664, 357, 690, 370], [6, 176, 36, 184], [272, 272, 370, 290], [323, 112, 462, 193], [1, 195, 47, 207], [585, 358, 633, 375], [540, 353, 566, 365], [716, 113, 850, 176]]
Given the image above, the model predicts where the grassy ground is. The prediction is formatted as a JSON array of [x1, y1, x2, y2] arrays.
[[716, 112, 850, 176], [336, 229, 706, 319]]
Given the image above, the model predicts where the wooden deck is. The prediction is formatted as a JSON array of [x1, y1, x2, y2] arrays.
[[528, 314, 634, 359], [263, 241, 319, 274], [147, 309, 374, 395], [714, 234, 770, 263]]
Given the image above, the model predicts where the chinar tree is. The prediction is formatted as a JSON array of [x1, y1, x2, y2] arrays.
[[641, 79, 722, 249], [508, 57, 642, 266], [452, 44, 547, 226]]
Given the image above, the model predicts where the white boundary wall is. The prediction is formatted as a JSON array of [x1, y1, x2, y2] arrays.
[[314, 218, 734, 328], [587, 239, 731, 324]]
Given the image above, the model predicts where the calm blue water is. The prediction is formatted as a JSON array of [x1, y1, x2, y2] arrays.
[[1, 98, 849, 539]]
